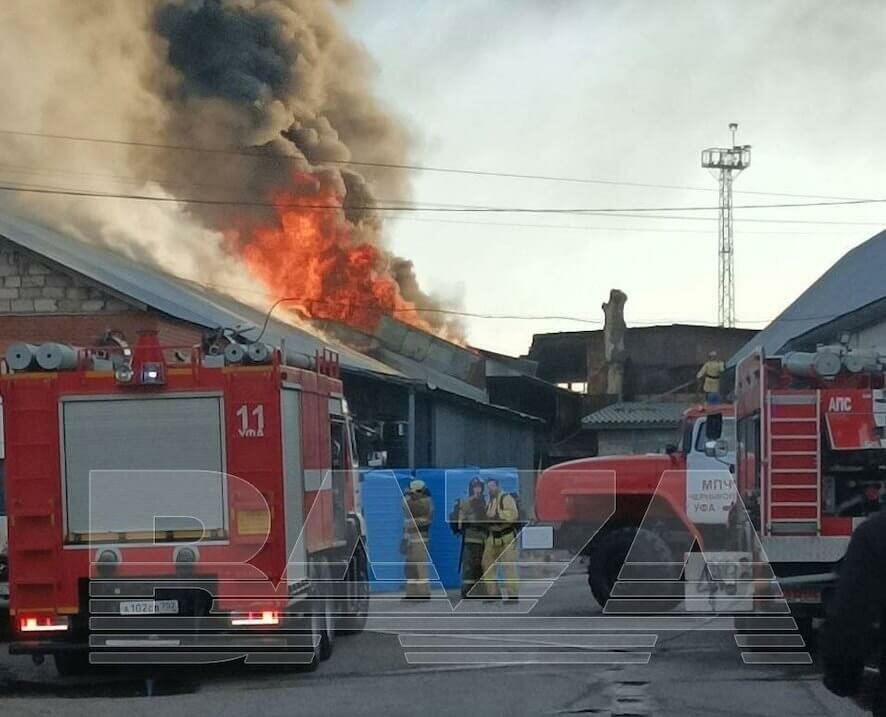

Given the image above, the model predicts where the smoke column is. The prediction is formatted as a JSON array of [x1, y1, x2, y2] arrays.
[[0, 0, 461, 338]]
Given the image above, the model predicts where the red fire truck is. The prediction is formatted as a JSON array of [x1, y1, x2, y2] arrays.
[[536, 403, 737, 606], [538, 343, 885, 629], [2, 331, 368, 674], [718, 345, 886, 621]]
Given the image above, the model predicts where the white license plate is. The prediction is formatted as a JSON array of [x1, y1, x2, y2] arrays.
[[119, 599, 179, 615]]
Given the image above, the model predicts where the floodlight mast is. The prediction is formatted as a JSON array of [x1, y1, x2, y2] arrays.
[[701, 123, 751, 328]]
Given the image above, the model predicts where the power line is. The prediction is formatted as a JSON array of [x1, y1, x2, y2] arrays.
[[387, 214, 852, 236], [0, 161, 853, 234], [0, 162, 501, 211], [252, 296, 606, 341], [5, 176, 882, 227], [185, 276, 847, 332], [1, 180, 886, 216], [0, 127, 872, 202]]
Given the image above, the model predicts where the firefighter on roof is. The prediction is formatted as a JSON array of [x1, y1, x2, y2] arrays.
[[697, 350, 725, 404], [403, 479, 433, 600], [481, 478, 520, 600], [451, 477, 487, 599]]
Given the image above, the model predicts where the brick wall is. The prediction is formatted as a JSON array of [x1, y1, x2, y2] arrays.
[[0, 239, 205, 353], [0, 239, 134, 314], [0, 313, 204, 355]]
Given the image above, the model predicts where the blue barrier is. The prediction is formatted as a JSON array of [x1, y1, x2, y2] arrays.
[[360, 468, 519, 592], [360, 469, 411, 592]]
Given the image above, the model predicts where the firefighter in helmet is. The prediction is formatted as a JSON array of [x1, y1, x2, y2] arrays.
[[697, 350, 725, 404], [451, 477, 487, 599], [481, 478, 520, 600], [403, 479, 433, 600]]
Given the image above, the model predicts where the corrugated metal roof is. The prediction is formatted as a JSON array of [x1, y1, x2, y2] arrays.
[[0, 214, 402, 379], [0, 215, 545, 415], [371, 347, 487, 404], [582, 401, 689, 428], [729, 230, 886, 367]]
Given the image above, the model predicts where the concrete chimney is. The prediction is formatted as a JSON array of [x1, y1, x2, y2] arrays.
[[602, 289, 628, 399]]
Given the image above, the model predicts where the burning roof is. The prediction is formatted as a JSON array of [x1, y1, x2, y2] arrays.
[[0, 213, 400, 380], [0, 214, 498, 405], [0, 0, 462, 342]]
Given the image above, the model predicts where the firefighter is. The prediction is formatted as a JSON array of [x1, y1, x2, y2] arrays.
[[453, 477, 488, 599], [402, 479, 433, 600], [697, 350, 725, 404], [481, 478, 519, 600], [821, 509, 886, 715]]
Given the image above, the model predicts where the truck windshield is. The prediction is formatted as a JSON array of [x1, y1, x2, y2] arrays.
[[695, 417, 736, 453]]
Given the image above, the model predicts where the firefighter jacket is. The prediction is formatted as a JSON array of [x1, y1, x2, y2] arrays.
[[457, 496, 488, 545], [697, 360, 724, 394], [486, 493, 518, 537], [404, 492, 433, 544]]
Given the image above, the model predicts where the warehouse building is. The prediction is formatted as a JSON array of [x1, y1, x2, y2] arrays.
[[0, 215, 539, 477], [581, 401, 688, 456], [528, 323, 757, 400], [525, 289, 756, 459], [730, 229, 886, 366]]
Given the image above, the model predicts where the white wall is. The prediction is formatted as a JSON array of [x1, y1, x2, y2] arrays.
[[851, 321, 886, 350]]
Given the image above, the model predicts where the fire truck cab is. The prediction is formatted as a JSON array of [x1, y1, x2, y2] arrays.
[[2, 332, 368, 674], [536, 404, 737, 606]]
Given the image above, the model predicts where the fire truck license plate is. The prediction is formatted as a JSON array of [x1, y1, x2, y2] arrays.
[[119, 600, 179, 615]]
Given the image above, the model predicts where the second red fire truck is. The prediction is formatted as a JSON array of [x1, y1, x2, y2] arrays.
[[537, 342, 885, 627], [723, 345, 885, 621]]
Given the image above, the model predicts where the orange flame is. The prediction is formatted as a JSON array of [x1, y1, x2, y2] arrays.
[[240, 176, 432, 334]]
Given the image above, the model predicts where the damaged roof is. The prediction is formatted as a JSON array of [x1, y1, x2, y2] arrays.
[[0, 213, 402, 379], [0, 214, 523, 411]]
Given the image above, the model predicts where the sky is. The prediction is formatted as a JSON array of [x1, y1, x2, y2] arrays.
[[336, 0, 886, 356]]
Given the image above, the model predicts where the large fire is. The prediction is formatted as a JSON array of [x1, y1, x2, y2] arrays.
[[240, 176, 433, 335]]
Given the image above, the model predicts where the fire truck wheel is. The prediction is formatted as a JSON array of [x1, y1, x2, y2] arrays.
[[587, 526, 673, 608], [53, 651, 90, 677], [337, 541, 369, 635], [320, 593, 335, 661], [313, 557, 335, 661], [295, 608, 323, 672]]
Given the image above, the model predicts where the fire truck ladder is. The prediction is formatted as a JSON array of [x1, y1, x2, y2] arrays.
[[8, 388, 65, 613], [766, 392, 821, 535]]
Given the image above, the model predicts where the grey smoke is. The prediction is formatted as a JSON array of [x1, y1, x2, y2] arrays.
[[0, 0, 460, 337], [156, 1, 293, 104]]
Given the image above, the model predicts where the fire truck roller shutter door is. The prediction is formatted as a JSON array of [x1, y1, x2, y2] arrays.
[[60, 396, 225, 541]]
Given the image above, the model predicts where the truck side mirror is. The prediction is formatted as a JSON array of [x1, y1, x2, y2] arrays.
[[367, 450, 388, 467], [704, 438, 729, 459], [705, 413, 723, 440]]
